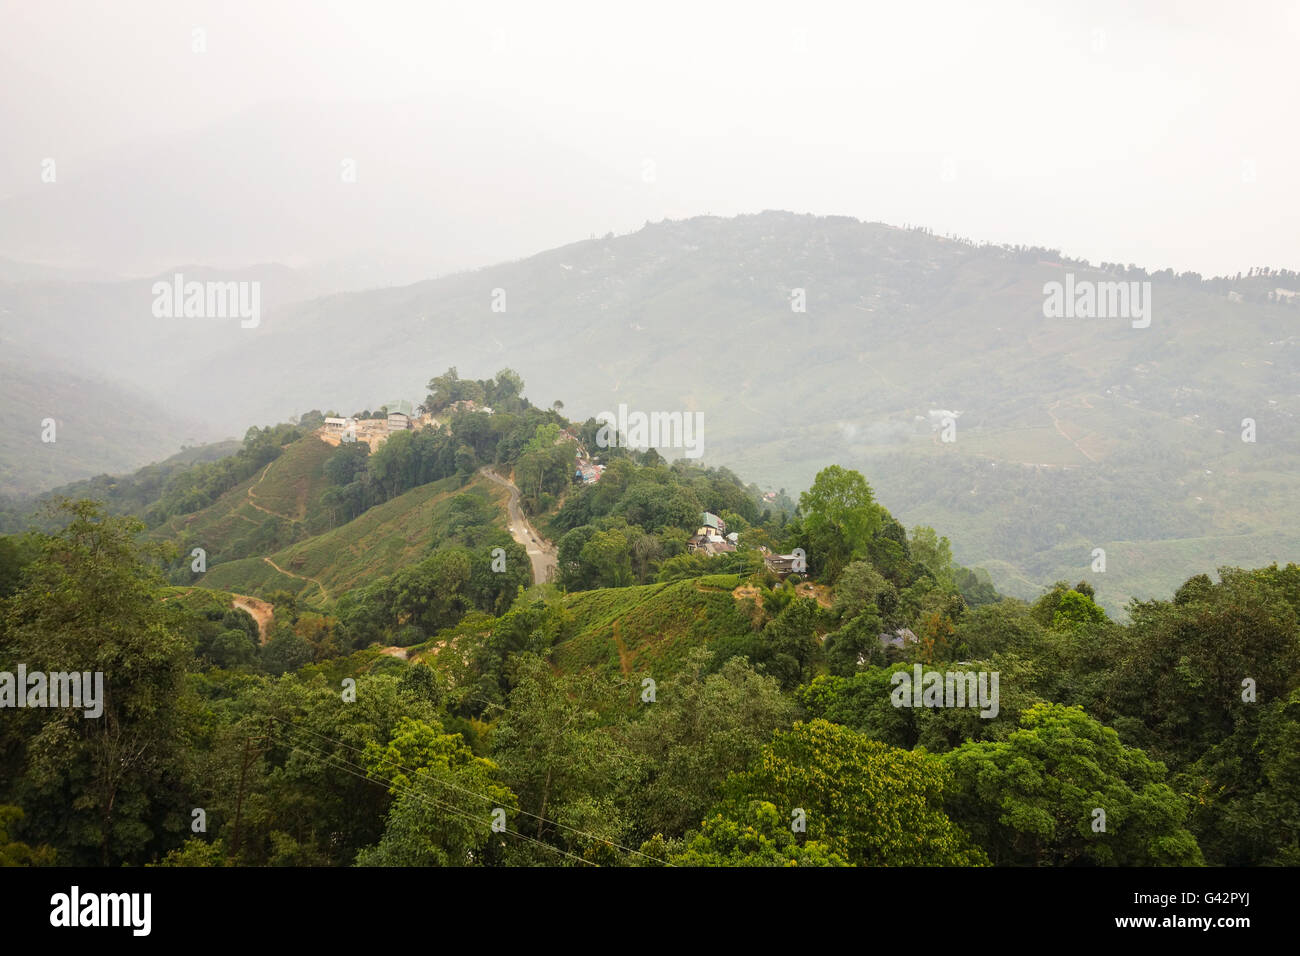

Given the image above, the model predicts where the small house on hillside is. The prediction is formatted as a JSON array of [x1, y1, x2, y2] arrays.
[[764, 552, 805, 577], [688, 512, 735, 555]]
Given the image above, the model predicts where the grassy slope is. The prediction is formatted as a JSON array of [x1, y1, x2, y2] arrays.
[[151, 436, 335, 564], [160, 584, 242, 615], [196, 473, 508, 604], [553, 577, 755, 678]]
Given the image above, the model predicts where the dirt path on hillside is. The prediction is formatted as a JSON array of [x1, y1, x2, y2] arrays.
[[231, 595, 275, 644], [262, 556, 330, 601], [479, 467, 557, 585], [246, 462, 296, 521]]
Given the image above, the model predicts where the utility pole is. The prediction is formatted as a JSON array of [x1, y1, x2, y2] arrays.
[[230, 719, 272, 862]]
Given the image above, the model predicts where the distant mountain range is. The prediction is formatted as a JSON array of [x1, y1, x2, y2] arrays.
[[4, 210, 1297, 612]]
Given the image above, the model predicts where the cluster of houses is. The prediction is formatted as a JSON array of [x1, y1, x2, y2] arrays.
[[319, 400, 439, 451], [321, 412, 412, 437], [682, 513, 811, 571], [676, 507, 917, 659], [317, 396, 505, 452]]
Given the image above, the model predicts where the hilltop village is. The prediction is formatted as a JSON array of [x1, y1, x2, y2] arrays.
[[313, 398, 813, 584], [317, 400, 492, 452]]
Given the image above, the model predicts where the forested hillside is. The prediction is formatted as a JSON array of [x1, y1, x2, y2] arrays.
[[2, 371, 1297, 868]]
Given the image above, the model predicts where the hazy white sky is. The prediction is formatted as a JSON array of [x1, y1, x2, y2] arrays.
[[2, 0, 1297, 277]]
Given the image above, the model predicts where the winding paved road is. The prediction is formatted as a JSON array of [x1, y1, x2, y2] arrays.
[[480, 467, 557, 585]]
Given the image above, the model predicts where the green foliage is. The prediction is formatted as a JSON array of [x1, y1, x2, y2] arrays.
[[152, 837, 227, 867], [668, 801, 847, 866], [0, 535, 37, 598], [798, 671, 920, 749], [908, 526, 956, 591], [797, 660, 1037, 754], [1104, 567, 1300, 765], [655, 550, 760, 584], [151, 435, 336, 579], [0, 500, 193, 865], [799, 466, 883, 581], [954, 566, 1001, 607], [832, 560, 891, 619], [552, 460, 764, 591], [1181, 688, 1300, 866], [0, 805, 56, 866], [492, 656, 640, 863], [147, 424, 304, 525], [943, 703, 1204, 866], [823, 607, 884, 676], [194, 673, 443, 867], [3, 414, 1298, 872], [424, 367, 529, 417], [201, 476, 513, 608], [1051, 589, 1109, 629], [695, 573, 742, 589], [262, 629, 315, 675], [335, 524, 529, 651], [624, 650, 797, 838], [554, 579, 756, 680], [723, 597, 827, 691], [356, 717, 516, 866], [515, 423, 575, 512], [719, 719, 987, 865], [1032, 580, 1099, 628], [463, 600, 574, 703], [580, 528, 633, 588]]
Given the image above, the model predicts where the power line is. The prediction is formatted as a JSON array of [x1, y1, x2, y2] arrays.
[[279, 730, 592, 867], [269, 713, 669, 866], [273, 724, 597, 867]]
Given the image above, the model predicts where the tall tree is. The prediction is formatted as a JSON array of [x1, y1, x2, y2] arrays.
[[492, 656, 640, 863], [1, 501, 192, 865], [798, 466, 882, 581]]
